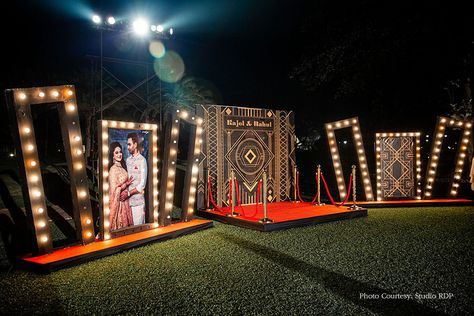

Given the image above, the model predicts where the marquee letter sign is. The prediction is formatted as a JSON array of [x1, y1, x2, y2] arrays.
[[159, 109, 203, 226], [325, 117, 374, 201], [5, 85, 94, 255], [423, 116, 472, 198]]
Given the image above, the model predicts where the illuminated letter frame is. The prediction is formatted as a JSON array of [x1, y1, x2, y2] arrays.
[[159, 109, 203, 226], [5, 85, 95, 255], [423, 116, 472, 198], [98, 120, 159, 240], [325, 117, 374, 201], [375, 132, 422, 201]]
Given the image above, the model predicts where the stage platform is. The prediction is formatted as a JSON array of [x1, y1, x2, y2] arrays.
[[197, 202, 367, 232], [17, 219, 213, 273], [357, 199, 473, 208]]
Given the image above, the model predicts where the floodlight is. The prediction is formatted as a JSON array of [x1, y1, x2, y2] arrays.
[[151, 25, 157, 32], [157, 25, 164, 32], [132, 18, 149, 36], [106, 16, 116, 25], [92, 14, 101, 24], [169, 28, 174, 35]]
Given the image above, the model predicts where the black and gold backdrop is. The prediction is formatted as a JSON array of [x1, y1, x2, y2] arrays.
[[197, 105, 296, 208], [379, 136, 416, 199]]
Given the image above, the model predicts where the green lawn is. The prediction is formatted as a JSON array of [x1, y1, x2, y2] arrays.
[[0, 206, 473, 315]]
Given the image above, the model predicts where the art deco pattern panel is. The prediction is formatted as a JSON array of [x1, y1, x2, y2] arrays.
[[375, 133, 421, 200], [197, 105, 296, 208]]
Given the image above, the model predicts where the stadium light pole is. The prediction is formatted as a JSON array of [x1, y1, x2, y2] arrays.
[[91, 13, 173, 127], [100, 27, 103, 120], [92, 14, 118, 119]]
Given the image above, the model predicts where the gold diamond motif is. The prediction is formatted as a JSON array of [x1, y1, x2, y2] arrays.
[[267, 111, 273, 117], [244, 149, 257, 164], [225, 108, 232, 115]]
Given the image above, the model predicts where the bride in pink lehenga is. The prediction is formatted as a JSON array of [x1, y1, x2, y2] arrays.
[[108, 142, 134, 230]]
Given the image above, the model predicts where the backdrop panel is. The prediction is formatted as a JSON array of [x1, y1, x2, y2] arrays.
[[197, 105, 296, 208], [376, 134, 420, 200]]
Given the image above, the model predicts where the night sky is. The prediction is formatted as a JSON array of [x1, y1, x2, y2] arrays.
[[1, 0, 473, 149]]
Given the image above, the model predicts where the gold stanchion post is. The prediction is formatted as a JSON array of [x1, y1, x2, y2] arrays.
[[349, 165, 362, 210], [227, 169, 239, 217], [206, 169, 212, 211], [259, 170, 273, 223], [294, 165, 298, 202], [316, 165, 325, 206]]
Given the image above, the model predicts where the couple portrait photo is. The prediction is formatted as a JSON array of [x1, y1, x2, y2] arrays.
[[107, 130, 149, 231]]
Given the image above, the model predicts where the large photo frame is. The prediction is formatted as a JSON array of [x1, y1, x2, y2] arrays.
[[98, 120, 159, 240]]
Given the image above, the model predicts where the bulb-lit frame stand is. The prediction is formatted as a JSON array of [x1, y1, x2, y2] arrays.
[[159, 109, 203, 226], [423, 116, 472, 199], [375, 132, 422, 201], [5, 85, 95, 255], [98, 120, 159, 240], [325, 117, 374, 201]]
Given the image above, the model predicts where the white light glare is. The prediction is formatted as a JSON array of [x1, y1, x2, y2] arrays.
[[92, 15, 101, 24], [157, 25, 164, 32], [133, 18, 149, 36], [107, 16, 116, 25]]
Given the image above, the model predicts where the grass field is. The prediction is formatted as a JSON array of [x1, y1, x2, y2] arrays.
[[0, 206, 473, 315]]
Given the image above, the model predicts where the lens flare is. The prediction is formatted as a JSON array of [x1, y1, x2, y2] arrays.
[[154, 51, 185, 83], [149, 40, 166, 58]]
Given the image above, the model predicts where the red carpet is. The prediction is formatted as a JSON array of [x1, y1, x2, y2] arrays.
[[206, 201, 362, 223], [18, 219, 213, 272]]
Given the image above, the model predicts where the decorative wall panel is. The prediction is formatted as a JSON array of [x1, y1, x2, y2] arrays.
[[375, 133, 421, 200], [197, 105, 296, 208]]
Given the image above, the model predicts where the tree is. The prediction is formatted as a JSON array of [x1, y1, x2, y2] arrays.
[[446, 53, 473, 120], [291, 0, 474, 130], [141, 75, 219, 122]]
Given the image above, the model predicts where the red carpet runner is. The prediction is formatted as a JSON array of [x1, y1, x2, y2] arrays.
[[208, 201, 360, 223]]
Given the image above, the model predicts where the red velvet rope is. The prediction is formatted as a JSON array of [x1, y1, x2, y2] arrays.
[[228, 178, 232, 208], [320, 173, 353, 207], [233, 178, 248, 217], [208, 176, 224, 213], [343, 174, 353, 205], [311, 171, 319, 204], [237, 179, 260, 219], [296, 171, 319, 203], [296, 172, 303, 202], [255, 179, 262, 214], [234, 178, 241, 206]]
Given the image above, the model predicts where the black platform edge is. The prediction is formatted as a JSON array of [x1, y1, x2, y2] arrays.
[[16, 221, 214, 274], [357, 200, 473, 208], [197, 209, 367, 232]]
